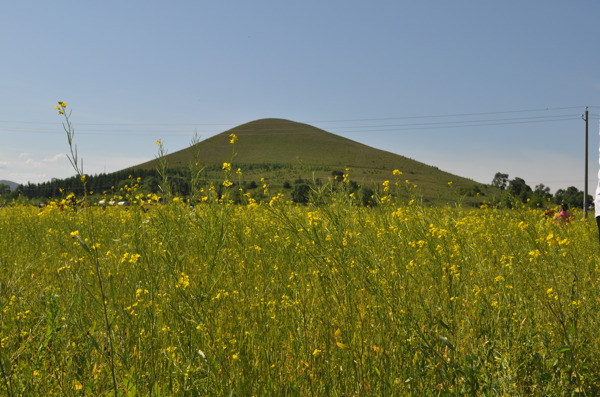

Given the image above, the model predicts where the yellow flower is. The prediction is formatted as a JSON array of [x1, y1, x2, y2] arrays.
[[382, 180, 390, 192], [229, 133, 238, 144], [58, 101, 67, 108], [222, 162, 231, 171], [392, 169, 402, 176], [156, 140, 162, 146]]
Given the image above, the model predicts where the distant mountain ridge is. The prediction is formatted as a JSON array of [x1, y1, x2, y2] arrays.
[[0, 180, 19, 191]]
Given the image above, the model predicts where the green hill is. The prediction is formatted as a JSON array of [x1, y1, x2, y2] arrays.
[[132, 118, 496, 204]]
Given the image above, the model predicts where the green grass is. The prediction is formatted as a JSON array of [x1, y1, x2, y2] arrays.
[[0, 194, 599, 395]]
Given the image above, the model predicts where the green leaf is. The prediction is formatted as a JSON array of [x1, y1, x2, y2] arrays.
[[73, 234, 91, 253], [438, 319, 451, 330], [439, 336, 456, 351]]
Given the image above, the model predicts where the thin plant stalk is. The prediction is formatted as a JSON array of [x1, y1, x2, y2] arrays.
[[57, 101, 119, 396]]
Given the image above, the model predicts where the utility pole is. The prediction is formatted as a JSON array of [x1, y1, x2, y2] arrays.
[[583, 106, 589, 218]]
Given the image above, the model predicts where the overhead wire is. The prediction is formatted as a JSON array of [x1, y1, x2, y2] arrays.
[[0, 106, 596, 137]]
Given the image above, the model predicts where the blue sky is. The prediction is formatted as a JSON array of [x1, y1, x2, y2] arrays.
[[1, 1, 599, 193]]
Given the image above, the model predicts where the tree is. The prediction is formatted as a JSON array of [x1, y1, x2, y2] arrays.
[[553, 186, 591, 209], [492, 172, 509, 190], [534, 184, 551, 197], [530, 184, 553, 207], [291, 183, 311, 204], [508, 177, 532, 203]]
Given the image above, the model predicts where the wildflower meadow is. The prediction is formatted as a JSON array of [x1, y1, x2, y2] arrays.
[[1, 192, 600, 395], [0, 103, 599, 395]]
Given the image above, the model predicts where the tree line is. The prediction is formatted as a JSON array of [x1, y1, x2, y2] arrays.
[[2, 168, 593, 210], [491, 172, 592, 209]]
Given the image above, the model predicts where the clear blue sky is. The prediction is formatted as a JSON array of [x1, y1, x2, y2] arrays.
[[1, 1, 599, 193]]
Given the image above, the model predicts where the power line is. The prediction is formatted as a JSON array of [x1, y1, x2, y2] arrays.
[[0, 117, 580, 136], [0, 105, 596, 127], [306, 106, 590, 123], [0, 106, 596, 137], [323, 114, 579, 131]]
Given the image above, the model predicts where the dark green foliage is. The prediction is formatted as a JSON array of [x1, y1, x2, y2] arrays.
[[508, 177, 532, 203], [331, 170, 344, 182], [360, 187, 376, 207], [529, 184, 552, 207], [291, 183, 311, 204], [458, 185, 484, 197], [492, 172, 509, 190], [553, 186, 592, 209], [15, 168, 193, 200]]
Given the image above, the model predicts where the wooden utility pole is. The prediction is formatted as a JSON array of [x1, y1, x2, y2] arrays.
[[584, 106, 589, 218]]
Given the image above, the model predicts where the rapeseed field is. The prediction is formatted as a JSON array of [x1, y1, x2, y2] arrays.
[[1, 195, 599, 395]]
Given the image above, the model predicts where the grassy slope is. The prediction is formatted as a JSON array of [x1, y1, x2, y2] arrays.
[[132, 118, 499, 204]]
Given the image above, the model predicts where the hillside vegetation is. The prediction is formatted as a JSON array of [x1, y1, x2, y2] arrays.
[[132, 118, 495, 205]]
